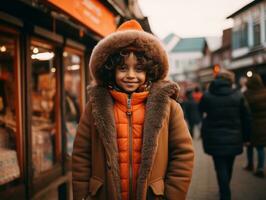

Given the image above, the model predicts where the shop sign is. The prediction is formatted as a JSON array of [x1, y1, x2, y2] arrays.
[[108, 0, 126, 10], [48, 0, 117, 37]]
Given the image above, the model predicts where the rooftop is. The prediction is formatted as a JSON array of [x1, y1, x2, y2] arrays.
[[163, 33, 176, 45], [171, 37, 206, 53], [227, 0, 263, 19]]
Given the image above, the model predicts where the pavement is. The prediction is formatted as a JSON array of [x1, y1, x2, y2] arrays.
[[44, 130, 266, 200], [187, 135, 266, 200]]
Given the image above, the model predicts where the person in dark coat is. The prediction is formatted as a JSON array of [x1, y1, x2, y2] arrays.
[[243, 73, 266, 178], [183, 90, 201, 138], [199, 69, 250, 200]]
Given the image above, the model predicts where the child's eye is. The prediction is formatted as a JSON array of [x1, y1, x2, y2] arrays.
[[135, 65, 145, 72], [117, 65, 127, 71]]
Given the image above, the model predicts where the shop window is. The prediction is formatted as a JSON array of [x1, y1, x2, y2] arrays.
[[63, 49, 82, 155], [30, 40, 57, 177], [253, 22, 261, 46], [232, 22, 248, 49], [265, 8, 266, 43], [0, 34, 21, 185], [252, 10, 261, 47]]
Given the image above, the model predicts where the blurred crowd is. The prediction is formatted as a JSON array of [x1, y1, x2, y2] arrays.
[[181, 70, 266, 200]]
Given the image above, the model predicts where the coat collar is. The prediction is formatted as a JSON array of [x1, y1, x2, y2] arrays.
[[87, 80, 179, 200]]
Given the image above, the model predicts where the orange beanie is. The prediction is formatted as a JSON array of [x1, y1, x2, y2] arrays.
[[116, 20, 144, 32]]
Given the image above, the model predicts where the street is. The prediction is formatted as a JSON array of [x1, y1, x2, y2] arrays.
[[188, 137, 266, 200]]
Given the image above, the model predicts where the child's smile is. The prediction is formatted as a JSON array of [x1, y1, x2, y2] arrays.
[[115, 51, 146, 93]]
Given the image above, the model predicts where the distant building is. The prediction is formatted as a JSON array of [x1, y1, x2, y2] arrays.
[[212, 28, 232, 68], [227, 0, 266, 82], [163, 36, 210, 82], [197, 30, 230, 85], [163, 33, 181, 51]]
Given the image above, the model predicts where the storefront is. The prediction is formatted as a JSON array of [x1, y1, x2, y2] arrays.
[[229, 49, 266, 84], [0, 0, 118, 199]]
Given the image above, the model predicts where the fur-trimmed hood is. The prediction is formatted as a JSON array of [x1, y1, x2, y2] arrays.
[[89, 20, 169, 85]]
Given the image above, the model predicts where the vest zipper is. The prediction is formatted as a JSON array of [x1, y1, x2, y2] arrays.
[[127, 94, 134, 200]]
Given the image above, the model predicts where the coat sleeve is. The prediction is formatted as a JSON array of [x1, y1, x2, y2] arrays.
[[165, 101, 194, 200], [72, 103, 92, 200], [198, 94, 206, 115]]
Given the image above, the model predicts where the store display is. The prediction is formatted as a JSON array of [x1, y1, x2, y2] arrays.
[[0, 148, 20, 185], [66, 121, 78, 155], [31, 43, 57, 176], [0, 34, 21, 186], [64, 51, 82, 155], [32, 116, 55, 176], [0, 127, 9, 148], [32, 129, 54, 176]]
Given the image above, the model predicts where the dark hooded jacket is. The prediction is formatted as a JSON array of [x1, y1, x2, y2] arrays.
[[72, 20, 194, 200], [199, 76, 250, 156], [244, 74, 266, 146]]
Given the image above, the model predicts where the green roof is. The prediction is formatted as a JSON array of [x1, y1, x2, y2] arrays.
[[163, 33, 176, 45], [171, 37, 206, 53]]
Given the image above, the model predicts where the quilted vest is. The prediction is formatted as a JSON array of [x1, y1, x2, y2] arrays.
[[110, 90, 148, 200]]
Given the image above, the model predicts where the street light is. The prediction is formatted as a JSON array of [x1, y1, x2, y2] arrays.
[[247, 71, 253, 77]]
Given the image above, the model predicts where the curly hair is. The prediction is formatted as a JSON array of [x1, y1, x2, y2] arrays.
[[96, 49, 163, 87]]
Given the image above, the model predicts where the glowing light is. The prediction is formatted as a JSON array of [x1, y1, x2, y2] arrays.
[[0, 46, 7, 52], [33, 47, 39, 54], [63, 52, 68, 57], [67, 64, 80, 71], [247, 71, 253, 77], [51, 68, 56, 73], [31, 52, 54, 61]]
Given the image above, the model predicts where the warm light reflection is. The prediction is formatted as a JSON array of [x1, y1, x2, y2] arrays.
[[51, 68, 56, 73], [247, 71, 253, 77], [67, 64, 80, 71], [31, 52, 55, 61], [63, 52, 68, 57], [33, 47, 39, 54], [0, 45, 6, 52]]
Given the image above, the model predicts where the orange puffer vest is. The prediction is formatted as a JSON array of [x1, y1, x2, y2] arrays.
[[110, 90, 148, 200]]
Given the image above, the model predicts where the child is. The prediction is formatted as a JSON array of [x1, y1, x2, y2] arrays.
[[72, 20, 194, 200]]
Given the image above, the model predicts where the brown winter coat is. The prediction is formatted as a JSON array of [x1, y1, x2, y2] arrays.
[[244, 74, 266, 146], [72, 81, 194, 200]]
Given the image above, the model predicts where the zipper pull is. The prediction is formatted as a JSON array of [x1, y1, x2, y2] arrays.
[[127, 95, 131, 109], [127, 95, 132, 116]]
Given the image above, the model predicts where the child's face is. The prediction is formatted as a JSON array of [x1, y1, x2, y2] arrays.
[[115, 51, 146, 93]]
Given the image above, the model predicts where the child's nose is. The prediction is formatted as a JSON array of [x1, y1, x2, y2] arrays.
[[127, 68, 136, 78]]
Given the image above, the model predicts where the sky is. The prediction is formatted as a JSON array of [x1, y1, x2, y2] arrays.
[[138, 0, 254, 39]]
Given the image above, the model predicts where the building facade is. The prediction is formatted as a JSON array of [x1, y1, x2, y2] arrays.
[[164, 36, 210, 82], [0, 0, 147, 199], [198, 29, 232, 86], [227, 0, 266, 82]]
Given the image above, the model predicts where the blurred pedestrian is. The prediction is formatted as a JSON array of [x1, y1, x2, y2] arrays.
[[199, 69, 250, 200], [239, 76, 248, 93], [193, 86, 203, 139], [72, 20, 194, 200], [243, 73, 266, 178], [192, 86, 203, 103], [183, 90, 201, 138]]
